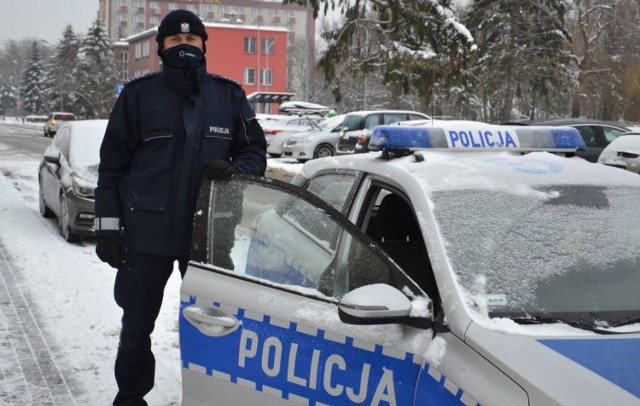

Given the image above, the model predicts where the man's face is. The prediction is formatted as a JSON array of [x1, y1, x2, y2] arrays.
[[163, 33, 203, 52]]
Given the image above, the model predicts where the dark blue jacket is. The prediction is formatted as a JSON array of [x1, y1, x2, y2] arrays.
[[95, 65, 266, 256]]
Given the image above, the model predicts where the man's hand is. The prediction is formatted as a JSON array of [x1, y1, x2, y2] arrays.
[[204, 160, 238, 180], [96, 236, 126, 269]]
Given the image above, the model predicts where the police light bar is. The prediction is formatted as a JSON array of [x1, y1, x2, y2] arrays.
[[369, 125, 586, 153]]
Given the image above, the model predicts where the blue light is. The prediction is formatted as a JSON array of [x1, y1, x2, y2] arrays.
[[369, 125, 586, 153]]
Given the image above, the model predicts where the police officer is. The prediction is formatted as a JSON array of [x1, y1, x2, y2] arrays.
[[94, 9, 266, 405]]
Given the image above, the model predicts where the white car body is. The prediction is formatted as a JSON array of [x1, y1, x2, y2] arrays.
[[180, 122, 640, 405], [261, 116, 325, 157], [283, 114, 346, 162], [598, 132, 640, 174]]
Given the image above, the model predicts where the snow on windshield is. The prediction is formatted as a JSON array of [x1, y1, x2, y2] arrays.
[[431, 185, 640, 322]]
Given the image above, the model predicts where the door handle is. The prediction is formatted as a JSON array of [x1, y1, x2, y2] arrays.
[[183, 305, 239, 336]]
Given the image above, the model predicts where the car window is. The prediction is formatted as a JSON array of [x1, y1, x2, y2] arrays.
[[191, 176, 419, 300], [409, 113, 427, 121], [304, 172, 359, 214], [364, 114, 381, 129], [358, 185, 438, 303], [342, 115, 362, 131], [603, 127, 626, 143], [53, 114, 75, 121], [575, 126, 598, 147], [383, 113, 408, 125]]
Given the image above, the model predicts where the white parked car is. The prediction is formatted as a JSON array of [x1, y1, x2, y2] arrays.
[[597, 131, 640, 174], [262, 115, 325, 157], [283, 114, 346, 162], [179, 122, 640, 405]]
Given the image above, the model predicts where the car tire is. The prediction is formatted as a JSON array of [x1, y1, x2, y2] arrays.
[[297, 159, 309, 163], [38, 179, 54, 218], [313, 144, 335, 159], [59, 194, 80, 243], [268, 153, 282, 158]]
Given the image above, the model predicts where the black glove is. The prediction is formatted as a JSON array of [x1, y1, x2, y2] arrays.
[[204, 160, 238, 180], [96, 236, 125, 269]]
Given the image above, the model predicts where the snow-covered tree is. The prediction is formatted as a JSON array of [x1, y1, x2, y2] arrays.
[[464, 0, 577, 122], [296, 0, 475, 110], [73, 16, 119, 118], [21, 41, 47, 115], [0, 84, 17, 115], [43, 24, 80, 113]]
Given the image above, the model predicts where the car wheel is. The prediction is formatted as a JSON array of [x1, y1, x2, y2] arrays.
[[59, 194, 80, 242], [313, 144, 335, 159], [38, 178, 54, 218]]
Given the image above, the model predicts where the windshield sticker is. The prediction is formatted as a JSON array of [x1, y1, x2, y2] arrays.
[[484, 294, 507, 307]]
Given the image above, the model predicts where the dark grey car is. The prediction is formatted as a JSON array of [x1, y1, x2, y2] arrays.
[[39, 120, 107, 242], [504, 118, 630, 162]]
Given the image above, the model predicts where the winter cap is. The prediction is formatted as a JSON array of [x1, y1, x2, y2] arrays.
[[156, 9, 208, 56]]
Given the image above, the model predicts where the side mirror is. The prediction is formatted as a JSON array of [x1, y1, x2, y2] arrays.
[[338, 283, 423, 325], [43, 149, 60, 164]]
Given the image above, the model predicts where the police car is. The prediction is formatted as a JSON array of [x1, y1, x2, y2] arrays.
[[180, 123, 640, 405]]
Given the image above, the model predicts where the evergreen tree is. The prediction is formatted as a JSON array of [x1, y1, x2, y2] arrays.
[[0, 84, 17, 115], [21, 41, 47, 115], [43, 24, 80, 113], [298, 0, 475, 109], [73, 16, 119, 118], [464, 0, 577, 122]]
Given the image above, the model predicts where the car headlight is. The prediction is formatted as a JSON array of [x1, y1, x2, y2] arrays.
[[73, 179, 95, 198], [302, 135, 316, 143]]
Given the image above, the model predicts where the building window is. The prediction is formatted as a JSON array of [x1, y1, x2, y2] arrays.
[[244, 37, 256, 54], [244, 68, 255, 85], [134, 43, 142, 59], [269, 9, 278, 17], [252, 8, 260, 16], [142, 40, 150, 57], [284, 11, 294, 18], [260, 69, 272, 86], [150, 1, 160, 8], [262, 38, 275, 55], [187, 4, 197, 12], [150, 16, 159, 25], [169, 3, 178, 11]]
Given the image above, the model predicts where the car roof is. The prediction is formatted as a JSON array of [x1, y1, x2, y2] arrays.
[[344, 110, 430, 117], [504, 118, 631, 130]]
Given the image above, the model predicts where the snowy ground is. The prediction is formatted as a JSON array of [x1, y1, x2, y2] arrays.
[[0, 121, 303, 404]]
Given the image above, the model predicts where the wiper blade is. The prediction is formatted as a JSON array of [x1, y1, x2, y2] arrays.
[[611, 318, 640, 328], [511, 316, 623, 335]]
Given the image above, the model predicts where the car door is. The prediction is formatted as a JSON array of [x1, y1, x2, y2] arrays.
[[180, 175, 437, 406], [41, 128, 70, 215]]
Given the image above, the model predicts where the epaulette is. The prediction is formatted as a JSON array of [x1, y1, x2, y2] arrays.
[[124, 72, 159, 88], [208, 73, 242, 88]]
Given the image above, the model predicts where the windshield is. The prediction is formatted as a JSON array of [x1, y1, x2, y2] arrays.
[[432, 185, 640, 327]]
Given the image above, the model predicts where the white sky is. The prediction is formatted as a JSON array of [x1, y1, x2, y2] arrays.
[[0, 0, 99, 45]]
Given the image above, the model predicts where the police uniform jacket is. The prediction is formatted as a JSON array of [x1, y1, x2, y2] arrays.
[[95, 64, 267, 256]]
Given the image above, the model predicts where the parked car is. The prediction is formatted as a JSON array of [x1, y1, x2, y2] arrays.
[[43, 112, 76, 137], [504, 118, 630, 162], [335, 110, 430, 155], [180, 122, 640, 405], [283, 114, 346, 162], [39, 120, 107, 242], [262, 115, 325, 157], [598, 131, 640, 174]]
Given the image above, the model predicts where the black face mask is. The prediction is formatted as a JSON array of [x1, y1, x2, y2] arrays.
[[163, 44, 204, 71]]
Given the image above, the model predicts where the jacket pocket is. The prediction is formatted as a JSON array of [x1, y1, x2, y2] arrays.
[[142, 126, 173, 142]]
